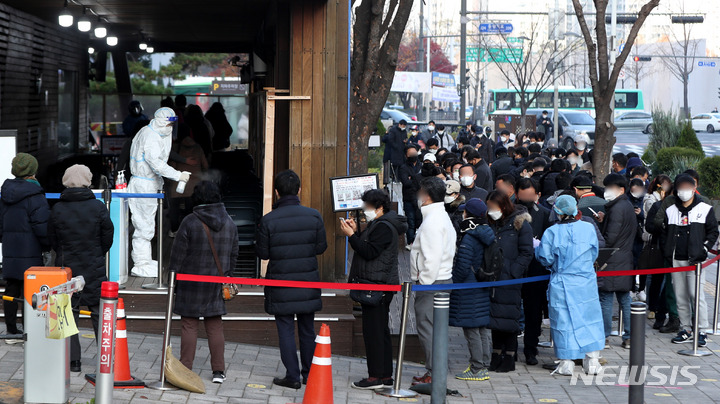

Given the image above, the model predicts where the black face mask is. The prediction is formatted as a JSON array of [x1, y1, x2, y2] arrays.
[[407, 156, 418, 164], [518, 200, 535, 209]]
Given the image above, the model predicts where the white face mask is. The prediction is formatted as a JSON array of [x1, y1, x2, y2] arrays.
[[678, 189, 694, 202], [488, 210, 502, 220], [567, 157, 578, 166], [631, 191, 645, 199], [429, 149, 438, 155], [418, 197, 426, 209], [604, 189, 618, 201], [501, 136, 508, 143], [551, 157, 557, 161], [452, 171, 460, 181], [444, 195, 456, 204], [437, 130, 444, 135], [460, 176, 474, 187], [364, 209, 377, 222], [428, 125, 435, 131], [576, 143, 586, 151]]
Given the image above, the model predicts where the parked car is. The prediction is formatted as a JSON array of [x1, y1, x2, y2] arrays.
[[380, 108, 416, 125], [691, 113, 720, 133], [615, 111, 653, 134], [526, 109, 596, 150]]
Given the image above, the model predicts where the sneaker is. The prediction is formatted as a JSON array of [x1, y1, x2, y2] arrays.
[[671, 330, 693, 344], [351, 377, 384, 390], [517, 331, 524, 338], [455, 367, 490, 381], [621, 339, 631, 349], [604, 338, 610, 349], [698, 332, 707, 347], [212, 371, 226, 384], [405, 244, 412, 251], [637, 291, 646, 302], [4, 338, 23, 345]]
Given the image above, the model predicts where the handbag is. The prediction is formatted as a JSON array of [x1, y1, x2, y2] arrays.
[[349, 279, 385, 306], [201, 222, 238, 301]]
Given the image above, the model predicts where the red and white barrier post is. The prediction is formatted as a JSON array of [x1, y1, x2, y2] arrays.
[[95, 282, 119, 404]]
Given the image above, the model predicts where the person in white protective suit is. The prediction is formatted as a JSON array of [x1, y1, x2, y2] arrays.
[[128, 107, 190, 277], [535, 195, 605, 376]]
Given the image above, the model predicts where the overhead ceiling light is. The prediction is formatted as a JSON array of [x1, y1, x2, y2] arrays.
[[58, 0, 73, 28], [146, 46, 154, 53], [88, 46, 95, 54], [106, 36, 118, 46], [77, 7, 91, 32], [94, 18, 106, 38]]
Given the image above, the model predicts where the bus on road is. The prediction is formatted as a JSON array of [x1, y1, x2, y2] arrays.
[[488, 87, 645, 117]]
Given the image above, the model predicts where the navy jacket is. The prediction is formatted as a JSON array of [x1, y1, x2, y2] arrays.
[[256, 196, 327, 316], [0, 179, 50, 280], [449, 221, 495, 328], [49, 187, 114, 306], [599, 195, 637, 292]]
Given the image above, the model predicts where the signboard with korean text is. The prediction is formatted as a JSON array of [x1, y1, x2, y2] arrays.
[[329, 174, 379, 212]]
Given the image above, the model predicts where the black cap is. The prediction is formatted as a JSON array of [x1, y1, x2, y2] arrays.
[[571, 175, 594, 189], [466, 121, 473, 126], [542, 110, 549, 114], [399, 119, 407, 125]]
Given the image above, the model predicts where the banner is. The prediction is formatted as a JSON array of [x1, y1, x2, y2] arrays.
[[432, 86, 461, 103], [431, 72, 456, 87], [391, 72, 432, 93]]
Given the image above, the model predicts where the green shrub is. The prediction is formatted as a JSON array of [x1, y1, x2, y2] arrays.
[[644, 108, 683, 164], [676, 121, 704, 155], [666, 154, 703, 180], [655, 147, 703, 174], [698, 156, 720, 199]]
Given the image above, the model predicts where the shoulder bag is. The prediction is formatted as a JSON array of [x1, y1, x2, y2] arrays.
[[201, 222, 238, 301]]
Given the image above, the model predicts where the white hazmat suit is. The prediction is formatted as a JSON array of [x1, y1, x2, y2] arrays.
[[128, 107, 189, 277]]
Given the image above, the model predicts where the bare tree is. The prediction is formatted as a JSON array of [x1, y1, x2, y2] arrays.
[[659, 21, 699, 117], [572, 0, 659, 179], [626, 52, 653, 89], [481, 22, 580, 133], [350, 0, 414, 175]]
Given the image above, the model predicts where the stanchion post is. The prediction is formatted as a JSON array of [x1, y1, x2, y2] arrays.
[[431, 292, 450, 404], [95, 282, 119, 404], [629, 302, 646, 404], [146, 271, 179, 390], [679, 263, 712, 357], [711, 258, 720, 335], [377, 282, 417, 398], [103, 189, 112, 280], [142, 191, 168, 290]]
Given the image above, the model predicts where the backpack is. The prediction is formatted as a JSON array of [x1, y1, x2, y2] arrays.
[[474, 239, 504, 282]]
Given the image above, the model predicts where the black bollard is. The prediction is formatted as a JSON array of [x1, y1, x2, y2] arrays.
[[628, 302, 646, 404]]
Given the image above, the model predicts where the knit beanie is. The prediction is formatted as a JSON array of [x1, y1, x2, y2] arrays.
[[11, 153, 38, 178], [62, 164, 93, 188]]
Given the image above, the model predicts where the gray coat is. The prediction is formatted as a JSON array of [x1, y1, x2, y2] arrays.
[[598, 195, 636, 292], [172, 203, 239, 318]]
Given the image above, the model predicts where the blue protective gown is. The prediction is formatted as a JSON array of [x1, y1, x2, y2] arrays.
[[535, 220, 605, 359]]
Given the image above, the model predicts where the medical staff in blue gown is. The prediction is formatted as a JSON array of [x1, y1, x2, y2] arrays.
[[535, 195, 605, 375]]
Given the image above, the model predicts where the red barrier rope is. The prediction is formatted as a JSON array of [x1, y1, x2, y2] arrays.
[[175, 273, 402, 292], [596, 265, 694, 277]]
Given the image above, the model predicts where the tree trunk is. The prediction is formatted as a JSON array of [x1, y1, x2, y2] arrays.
[[683, 76, 690, 118], [520, 104, 528, 133], [592, 100, 616, 180]]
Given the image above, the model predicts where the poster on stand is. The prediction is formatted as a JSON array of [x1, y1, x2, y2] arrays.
[[329, 174, 379, 212]]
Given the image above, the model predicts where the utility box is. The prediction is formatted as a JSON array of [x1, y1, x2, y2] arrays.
[[24, 267, 72, 404], [489, 114, 536, 135]]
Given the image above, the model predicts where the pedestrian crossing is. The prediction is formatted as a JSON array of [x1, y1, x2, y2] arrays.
[[612, 143, 720, 158]]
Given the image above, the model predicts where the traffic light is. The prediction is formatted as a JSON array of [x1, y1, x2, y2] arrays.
[[672, 16, 704, 24], [605, 15, 638, 24], [633, 56, 651, 62]]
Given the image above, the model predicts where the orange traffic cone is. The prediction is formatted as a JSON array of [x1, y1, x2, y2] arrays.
[[85, 298, 145, 388], [302, 324, 333, 404]]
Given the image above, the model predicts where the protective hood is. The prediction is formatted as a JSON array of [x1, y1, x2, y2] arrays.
[[376, 210, 408, 235], [149, 107, 177, 137], [192, 202, 229, 232], [0, 178, 44, 205]]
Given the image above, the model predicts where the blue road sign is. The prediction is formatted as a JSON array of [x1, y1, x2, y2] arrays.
[[698, 61, 717, 68], [479, 23, 514, 34]]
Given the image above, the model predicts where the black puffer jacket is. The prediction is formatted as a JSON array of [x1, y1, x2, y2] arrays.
[[256, 195, 328, 316], [598, 195, 637, 292], [489, 209, 533, 333], [348, 211, 407, 285], [0, 179, 50, 280], [172, 203, 238, 318], [48, 187, 113, 306]]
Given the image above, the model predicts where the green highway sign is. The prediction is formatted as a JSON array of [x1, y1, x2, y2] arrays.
[[466, 47, 524, 64]]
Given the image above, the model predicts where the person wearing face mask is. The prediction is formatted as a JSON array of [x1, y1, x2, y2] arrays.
[[341, 189, 408, 390], [572, 175, 606, 224], [398, 146, 422, 248], [420, 120, 437, 143], [410, 177, 456, 384], [573, 133, 592, 163], [444, 180, 465, 242], [498, 130, 513, 147], [385, 119, 409, 181], [465, 149, 494, 192], [484, 191, 533, 372], [408, 125, 424, 148], [597, 173, 636, 350], [535, 195, 605, 376], [432, 124, 456, 150], [565, 149, 581, 175], [662, 174, 719, 347], [424, 138, 440, 156], [450, 198, 495, 382], [627, 178, 648, 301], [451, 162, 463, 182], [458, 164, 489, 201], [653, 169, 710, 232], [536, 110, 553, 138], [491, 147, 514, 182], [474, 126, 495, 164], [128, 107, 189, 277], [514, 178, 552, 365], [458, 121, 473, 139]]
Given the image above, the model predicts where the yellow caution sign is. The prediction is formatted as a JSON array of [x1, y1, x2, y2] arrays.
[[46, 294, 78, 339]]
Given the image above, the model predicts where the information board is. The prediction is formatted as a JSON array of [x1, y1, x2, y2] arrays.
[[329, 174, 379, 212]]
